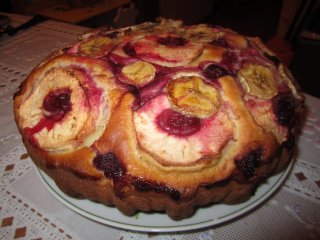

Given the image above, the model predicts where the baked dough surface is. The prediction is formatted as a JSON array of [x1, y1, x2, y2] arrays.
[[14, 19, 304, 219]]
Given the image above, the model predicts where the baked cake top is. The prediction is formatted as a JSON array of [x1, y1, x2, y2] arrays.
[[14, 19, 304, 195]]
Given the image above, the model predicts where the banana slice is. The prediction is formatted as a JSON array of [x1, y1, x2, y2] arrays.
[[224, 32, 248, 49], [121, 61, 156, 86], [238, 64, 278, 99], [167, 76, 221, 118], [78, 37, 115, 57], [184, 24, 217, 42]]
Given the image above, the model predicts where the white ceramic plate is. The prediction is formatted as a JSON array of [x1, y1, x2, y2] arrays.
[[36, 161, 293, 232]]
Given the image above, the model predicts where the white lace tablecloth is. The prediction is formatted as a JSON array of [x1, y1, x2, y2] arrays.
[[1, 14, 319, 240]]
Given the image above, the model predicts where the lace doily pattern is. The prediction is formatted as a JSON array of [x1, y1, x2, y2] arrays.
[[0, 20, 89, 106], [1, 16, 89, 240], [0, 144, 85, 240], [285, 159, 320, 203], [1, 142, 319, 239]]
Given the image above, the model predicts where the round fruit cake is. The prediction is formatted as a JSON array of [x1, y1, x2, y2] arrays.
[[14, 19, 304, 219]]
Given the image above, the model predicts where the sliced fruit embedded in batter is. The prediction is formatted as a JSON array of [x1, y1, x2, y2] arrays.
[[22, 69, 92, 150], [17, 55, 123, 151], [224, 32, 248, 49], [134, 94, 233, 166], [133, 34, 203, 67], [166, 75, 221, 118], [78, 36, 115, 58], [211, 31, 248, 49], [42, 88, 72, 120], [203, 63, 229, 81], [272, 92, 297, 127], [238, 63, 278, 99], [245, 96, 288, 143], [109, 34, 145, 64], [120, 61, 156, 86], [184, 24, 218, 42], [157, 109, 201, 136]]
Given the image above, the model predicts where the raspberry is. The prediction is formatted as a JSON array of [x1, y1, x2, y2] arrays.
[[93, 152, 125, 179], [235, 149, 263, 178], [132, 178, 181, 201], [273, 93, 296, 126], [105, 31, 119, 39], [123, 42, 137, 57], [42, 89, 71, 120], [157, 109, 201, 136], [282, 134, 295, 151], [204, 64, 229, 80], [211, 38, 228, 48], [264, 53, 281, 67], [157, 36, 187, 47]]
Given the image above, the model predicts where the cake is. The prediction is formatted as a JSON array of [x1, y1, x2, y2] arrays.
[[14, 19, 304, 220]]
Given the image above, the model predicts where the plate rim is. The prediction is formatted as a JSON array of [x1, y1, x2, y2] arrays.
[[35, 160, 293, 232]]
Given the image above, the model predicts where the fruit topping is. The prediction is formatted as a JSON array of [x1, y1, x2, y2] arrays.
[[238, 63, 278, 99], [167, 76, 221, 118], [105, 31, 120, 39], [132, 177, 181, 201], [157, 36, 187, 47], [273, 92, 296, 126], [42, 89, 71, 120], [123, 42, 137, 57], [184, 24, 218, 42], [282, 134, 295, 151], [235, 148, 263, 178], [220, 51, 241, 74], [93, 152, 125, 180], [211, 38, 228, 48], [121, 61, 156, 86], [157, 109, 201, 136], [204, 64, 229, 80], [210, 32, 247, 49], [224, 32, 248, 49], [263, 53, 281, 67], [134, 94, 233, 165], [78, 37, 115, 57], [133, 34, 203, 67]]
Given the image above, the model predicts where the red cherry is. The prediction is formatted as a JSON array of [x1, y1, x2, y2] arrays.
[[43, 90, 71, 120], [157, 36, 187, 47], [157, 109, 201, 136]]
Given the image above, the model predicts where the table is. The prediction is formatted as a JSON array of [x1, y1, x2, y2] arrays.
[[0, 14, 319, 240], [38, 0, 130, 24]]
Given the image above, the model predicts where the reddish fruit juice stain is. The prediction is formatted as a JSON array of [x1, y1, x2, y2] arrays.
[[157, 109, 201, 136]]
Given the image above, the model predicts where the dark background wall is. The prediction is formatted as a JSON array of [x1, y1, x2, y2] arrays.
[[2, 0, 319, 97]]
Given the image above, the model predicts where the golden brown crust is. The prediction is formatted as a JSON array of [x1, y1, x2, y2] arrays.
[[14, 19, 304, 219], [27, 137, 293, 219]]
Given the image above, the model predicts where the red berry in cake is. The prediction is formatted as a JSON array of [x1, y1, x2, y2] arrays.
[[204, 64, 229, 80], [157, 109, 201, 137], [42, 90, 71, 120], [273, 93, 296, 126], [282, 134, 295, 151], [132, 178, 181, 201], [263, 53, 281, 67], [211, 38, 228, 48], [105, 31, 119, 39], [93, 152, 125, 179], [235, 149, 263, 178], [123, 42, 137, 57], [157, 36, 187, 47]]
